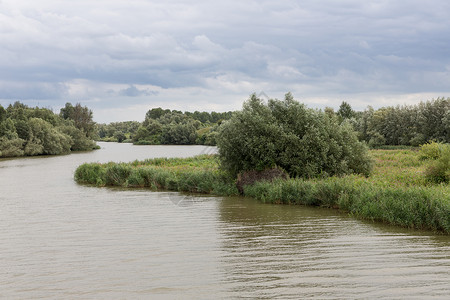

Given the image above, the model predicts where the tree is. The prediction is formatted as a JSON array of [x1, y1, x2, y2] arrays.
[[60, 103, 95, 138], [58, 124, 97, 151], [0, 105, 6, 122], [217, 93, 373, 178], [417, 98, 449, 143], [0, 118, 18, 140], [337, 101, 355, 120], [114, 131, 126, 143], [1, 101, 97, 157], [145, 107, 170, 120], [161, 123, 197, 145], [0, 137, 24, 157], [27, 118, 72, 155]]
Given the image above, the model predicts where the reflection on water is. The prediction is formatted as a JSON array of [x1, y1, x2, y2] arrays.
[[0, 142, 449, 299], [218, 198, 450, 299]]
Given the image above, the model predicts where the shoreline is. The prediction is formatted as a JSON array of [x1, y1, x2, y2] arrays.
[[74, 151, 449, 234]]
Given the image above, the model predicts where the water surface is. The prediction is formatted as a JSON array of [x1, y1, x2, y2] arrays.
[[1, 142, 449, 299]]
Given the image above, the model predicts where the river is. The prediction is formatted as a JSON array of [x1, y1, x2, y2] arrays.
[[1, 142, 449, 299]]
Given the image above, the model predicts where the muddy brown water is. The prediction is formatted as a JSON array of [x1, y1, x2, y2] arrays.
[[1, 142, 449, 299]]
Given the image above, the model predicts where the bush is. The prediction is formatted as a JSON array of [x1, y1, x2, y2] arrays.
[[419, 142, 450, 183], [217, 93, 373, 178], [419, 141, 445, 160], [425, 146, 450, 183]]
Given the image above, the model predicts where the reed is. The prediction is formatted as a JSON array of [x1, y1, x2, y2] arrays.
[[244, 177, 449, 232], [74, 155, 238, 196]]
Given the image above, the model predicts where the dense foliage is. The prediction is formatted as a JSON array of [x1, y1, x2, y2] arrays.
[[420, 141, 450, 183], [0, 102, 97, 158], [98, 107, 233, 145], [97, 97, 448, 148], [344, 98, 449, 147], [217, 93, 373, 178], [60, 103, 96, 138], [97, 121, 141, 143]]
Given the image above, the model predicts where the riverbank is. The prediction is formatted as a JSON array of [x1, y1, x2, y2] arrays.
[[75, 155, 238, 195], [75, 150, 449, 233]]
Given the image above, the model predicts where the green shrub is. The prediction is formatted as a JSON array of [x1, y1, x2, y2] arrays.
[[425, 146, 450, 183], [217, 93, 373, 178], [419, 141, 446, 160]]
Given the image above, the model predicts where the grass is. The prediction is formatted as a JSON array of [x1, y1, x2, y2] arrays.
[[75, 155, 238, 196], [74, 150, 450, 234], [244, 177, 449, 232]]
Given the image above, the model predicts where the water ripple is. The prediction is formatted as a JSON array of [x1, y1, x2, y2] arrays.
[[1, 143, 449, 299]]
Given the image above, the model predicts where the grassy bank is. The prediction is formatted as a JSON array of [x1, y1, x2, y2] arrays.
[[74, 155, 238, 195], [75, 150, 449, 233]]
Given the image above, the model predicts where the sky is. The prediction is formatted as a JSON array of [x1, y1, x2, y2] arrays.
[[1, 0, 449, 123]]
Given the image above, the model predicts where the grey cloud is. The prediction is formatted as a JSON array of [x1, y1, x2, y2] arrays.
[[0, 81, 69, 100], [1, 0, 450, 121], [119, 85, 159, 97]]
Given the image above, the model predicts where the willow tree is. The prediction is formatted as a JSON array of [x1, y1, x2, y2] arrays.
[[217, 93, 373, 178]]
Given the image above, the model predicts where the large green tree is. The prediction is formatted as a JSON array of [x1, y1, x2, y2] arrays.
[[354, 98, 449, 146], [0, 105, 6, 122], [217, 93, 373, 178], [60, 103, 96, 138], [1, 101, 97, 158], [337, 101, 355, 121]]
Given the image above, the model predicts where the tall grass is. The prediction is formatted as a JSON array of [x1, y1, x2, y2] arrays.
[[74, 155, 238, 196], [244, 177, 449, 232]]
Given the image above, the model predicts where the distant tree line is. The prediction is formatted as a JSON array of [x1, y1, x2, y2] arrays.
[[0, 102, 97, 158], [97, 108, 233, 145], [96, 98, 448, 148], [97, 121, 141, 143], [333, 98, 449, 147]]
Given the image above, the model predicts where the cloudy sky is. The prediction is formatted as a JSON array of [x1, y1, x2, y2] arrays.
[[1, 0, 449, 123]]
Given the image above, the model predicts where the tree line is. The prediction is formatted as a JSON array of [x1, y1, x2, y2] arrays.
[[0, 102, 97, 158], [334, 97, 449, 147], [97, 108, 233, 146], [99, 98, 448, 148], [2, 96, 448, 158]]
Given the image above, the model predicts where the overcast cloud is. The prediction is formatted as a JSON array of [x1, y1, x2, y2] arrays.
[[1, 0, 449, 122]]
